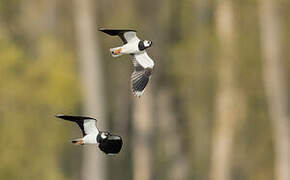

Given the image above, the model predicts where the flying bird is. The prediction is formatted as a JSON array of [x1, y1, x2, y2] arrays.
[[56, 114, 122, 155], [99, 28, 155, 97]]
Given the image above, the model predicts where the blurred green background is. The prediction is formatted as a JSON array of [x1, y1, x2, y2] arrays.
[[0, 0, 289, 180]]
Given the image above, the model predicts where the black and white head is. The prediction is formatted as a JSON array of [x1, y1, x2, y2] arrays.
[[138, 40, 152, 51], [143, 40, 152, 48], [97, 131, 109, 143], [97, 131, 123, 154]]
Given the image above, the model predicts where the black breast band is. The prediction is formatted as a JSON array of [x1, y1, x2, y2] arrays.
[[138, 41, 146, 51]]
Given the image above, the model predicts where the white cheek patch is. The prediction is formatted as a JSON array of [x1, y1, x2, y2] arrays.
[[144, 41, 150, 47], [101, 133, 107, 139]]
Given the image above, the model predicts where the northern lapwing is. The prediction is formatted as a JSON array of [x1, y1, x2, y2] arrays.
[[99, 28, 155, 97], [56, 114, 122, 155]]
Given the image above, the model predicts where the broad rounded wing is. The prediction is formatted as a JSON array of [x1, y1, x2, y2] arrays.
[[56, 114, 99, 136], [130, 55, 154, 97], [99, 28, 139, 44], [123, 31, 139, 43], [134, 51, 155, 69]]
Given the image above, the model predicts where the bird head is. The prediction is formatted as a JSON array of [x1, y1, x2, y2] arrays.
[[97, 131, 123, 155], [139, 40, 152, 51], [97, 131, 109, 143], [143, 40, 153, 48]]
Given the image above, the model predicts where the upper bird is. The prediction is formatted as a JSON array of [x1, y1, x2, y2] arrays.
[[99, 28, 155, 97], [56, 114, 122, 155]]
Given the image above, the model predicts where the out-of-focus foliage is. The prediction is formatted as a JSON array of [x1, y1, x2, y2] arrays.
[[0, 1, 82, 179], [0, 35, 80, 179]]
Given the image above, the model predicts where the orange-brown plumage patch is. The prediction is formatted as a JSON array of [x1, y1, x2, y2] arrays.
[[113, 48, 122, 55], [76, 140, 84, 145]]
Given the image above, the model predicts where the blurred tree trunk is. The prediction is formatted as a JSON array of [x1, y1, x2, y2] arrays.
[[190, 0, 213, 179], [258, 1, 289, 180], [132, 1, 162, 180], [157, 89, 189, 180], [132, 91, 154, 180], [210, 0, 244, 180], [19, 0, 57, 51], [154, 1, 190, 178], [74, 0, 106, 180], [21, 0, 57, 33]]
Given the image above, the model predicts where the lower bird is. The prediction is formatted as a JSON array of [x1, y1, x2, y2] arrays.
[[56, 114, 122, 155], [99, 28, 155, 97]]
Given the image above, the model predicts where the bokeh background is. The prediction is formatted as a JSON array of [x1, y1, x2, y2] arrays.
[[0, 0, 289, 180]]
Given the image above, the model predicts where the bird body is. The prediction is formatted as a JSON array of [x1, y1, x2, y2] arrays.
[[110, 38, 140, 57], [99, 28, 155, 97], [56, 114, 122, 154]]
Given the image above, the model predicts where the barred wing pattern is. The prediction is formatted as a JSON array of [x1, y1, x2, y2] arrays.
[[131, 54, 154, 97]]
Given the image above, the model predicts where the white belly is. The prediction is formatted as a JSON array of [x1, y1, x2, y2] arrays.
[[83, 134, 98, 144], [121, 40, 140, 54]]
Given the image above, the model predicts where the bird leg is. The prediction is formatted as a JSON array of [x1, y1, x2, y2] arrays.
[[76, 140, 84, 145], [72, 139, 84, 145]]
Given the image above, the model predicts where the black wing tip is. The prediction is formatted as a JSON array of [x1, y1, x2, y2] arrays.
[[131, 73, 150, 97], [98, 27, 106, 32], [98, 28, 137, 32], [132, 73, 149, 89], [55, 114, 96, 121], [55, 114, 65, 118]]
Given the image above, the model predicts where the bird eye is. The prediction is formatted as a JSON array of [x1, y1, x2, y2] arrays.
[[144, 40, 151, 47]]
